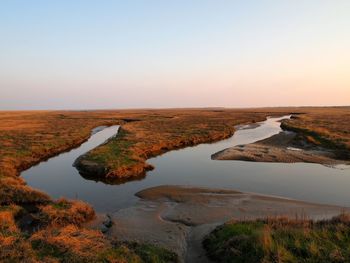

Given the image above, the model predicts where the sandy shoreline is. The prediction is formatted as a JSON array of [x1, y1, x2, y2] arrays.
[[212, 130, 350, 167], [89, 185, 348, 263]]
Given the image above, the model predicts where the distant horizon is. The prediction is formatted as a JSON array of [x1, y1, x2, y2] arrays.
[[1, 1, 349, 110], [1, 104, 350, 112]]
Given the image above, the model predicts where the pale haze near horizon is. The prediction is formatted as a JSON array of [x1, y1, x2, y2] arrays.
[[0, 0, 349, 110]]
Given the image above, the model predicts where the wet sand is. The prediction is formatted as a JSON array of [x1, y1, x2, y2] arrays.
[[94, 185, 348, 263], [212, 130, 350, 167]]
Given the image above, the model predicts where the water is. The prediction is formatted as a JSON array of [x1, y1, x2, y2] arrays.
[[22, 116, 350, 212]]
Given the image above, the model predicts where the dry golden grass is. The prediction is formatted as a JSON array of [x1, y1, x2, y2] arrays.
[[0, 205, 20, 234], [0, 110, 124, 178], [0, 205, 38, 262], [40, 198, 95, 227], [0, 176, 50, 205], [30, 224, 178, 262], [30, 224, 110, 262], [282, 107, 350, 158]]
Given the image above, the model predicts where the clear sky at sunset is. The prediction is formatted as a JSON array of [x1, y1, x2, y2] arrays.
[[1, 0, 349, 110]]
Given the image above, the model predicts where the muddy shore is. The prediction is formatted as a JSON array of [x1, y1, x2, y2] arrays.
[[93, 185, 347, 263], [212, 130, 350, 167]]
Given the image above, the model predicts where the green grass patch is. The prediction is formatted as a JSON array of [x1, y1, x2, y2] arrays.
[[98, 246, 142, 263], [131, 242, 179, 263], [51, 201, 71, 210], [99, 241, 179, 263], [203, 214, 350, 263], [31, 239, 64, 260], [84, 128, 138, 168]]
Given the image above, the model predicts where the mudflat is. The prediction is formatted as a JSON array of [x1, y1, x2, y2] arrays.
[[212, 130, 350, 167], [106, 185, 347, 262]]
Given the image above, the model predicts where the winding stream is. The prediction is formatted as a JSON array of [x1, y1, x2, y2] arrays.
[[22, 116, 350, 212]]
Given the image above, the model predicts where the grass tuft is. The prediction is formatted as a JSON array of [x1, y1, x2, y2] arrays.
[[203, 214, 350, 263]]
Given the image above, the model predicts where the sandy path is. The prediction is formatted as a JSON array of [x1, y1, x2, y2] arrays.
[[98, 185, 348, 263]]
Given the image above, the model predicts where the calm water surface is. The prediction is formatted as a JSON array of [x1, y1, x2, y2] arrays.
[[22, 116, 350, 212]]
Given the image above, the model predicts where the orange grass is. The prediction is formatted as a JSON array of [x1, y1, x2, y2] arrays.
[[30, 224, 110, 261], [282, 107, 350, 154], [40, 198, 95, 227]]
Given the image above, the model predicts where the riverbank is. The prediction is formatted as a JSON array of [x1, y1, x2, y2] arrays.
[[104, 185, 347, 262]]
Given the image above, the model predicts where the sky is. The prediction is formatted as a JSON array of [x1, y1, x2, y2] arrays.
[[0, 0, 349, 110]]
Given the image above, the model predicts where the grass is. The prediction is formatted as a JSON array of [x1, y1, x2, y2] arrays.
[[100, 242, 179, 263], [83, 128, 137, 168], [203, 214, 350, 263], [281, 107, 350, 159], [1, 220, 179, 262], [30, 225, 179, 263], [129, 242, 179, 263], [39, 198, 95, 226], [0, 176, 50, 205]]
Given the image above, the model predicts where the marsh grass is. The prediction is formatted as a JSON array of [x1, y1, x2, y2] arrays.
[[282, 108, 350, 159], [84, 128, 137, 168], [40, 198, 95, 227], [30, 225, 179, 263], [203, 214, 350, 263]]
